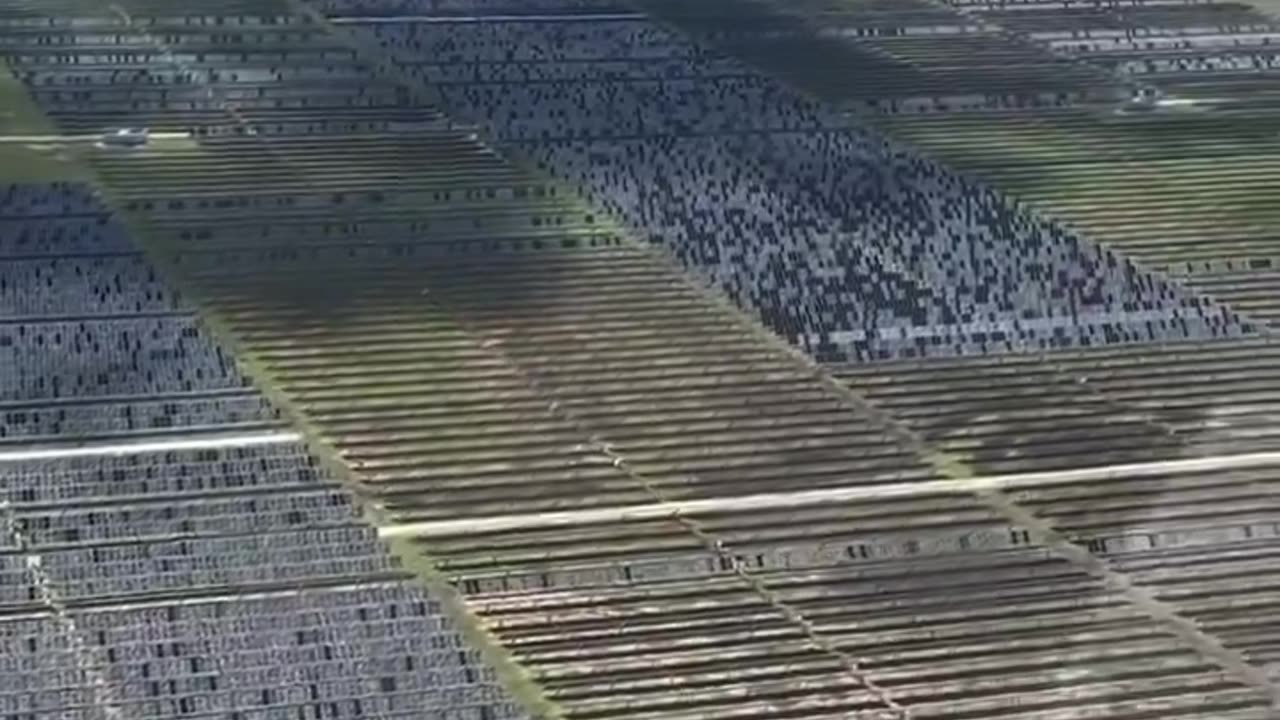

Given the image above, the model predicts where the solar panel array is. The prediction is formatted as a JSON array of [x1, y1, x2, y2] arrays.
[[0, 59, 527, 720], [2, 0, 1280, 718], [721, 0, 1280, 325], [349, 2, 1259, 362]]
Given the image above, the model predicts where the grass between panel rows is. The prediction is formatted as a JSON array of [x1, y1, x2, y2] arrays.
[[0, 71, 96, 182]]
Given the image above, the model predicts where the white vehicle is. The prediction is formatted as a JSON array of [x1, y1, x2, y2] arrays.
[[99, 127, 150, 148], [1121, 87, 1162, 113], [1112, 87, 1211, 118]]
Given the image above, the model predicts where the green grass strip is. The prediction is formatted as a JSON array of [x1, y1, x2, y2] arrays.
[[0, 70, 94, 182]]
